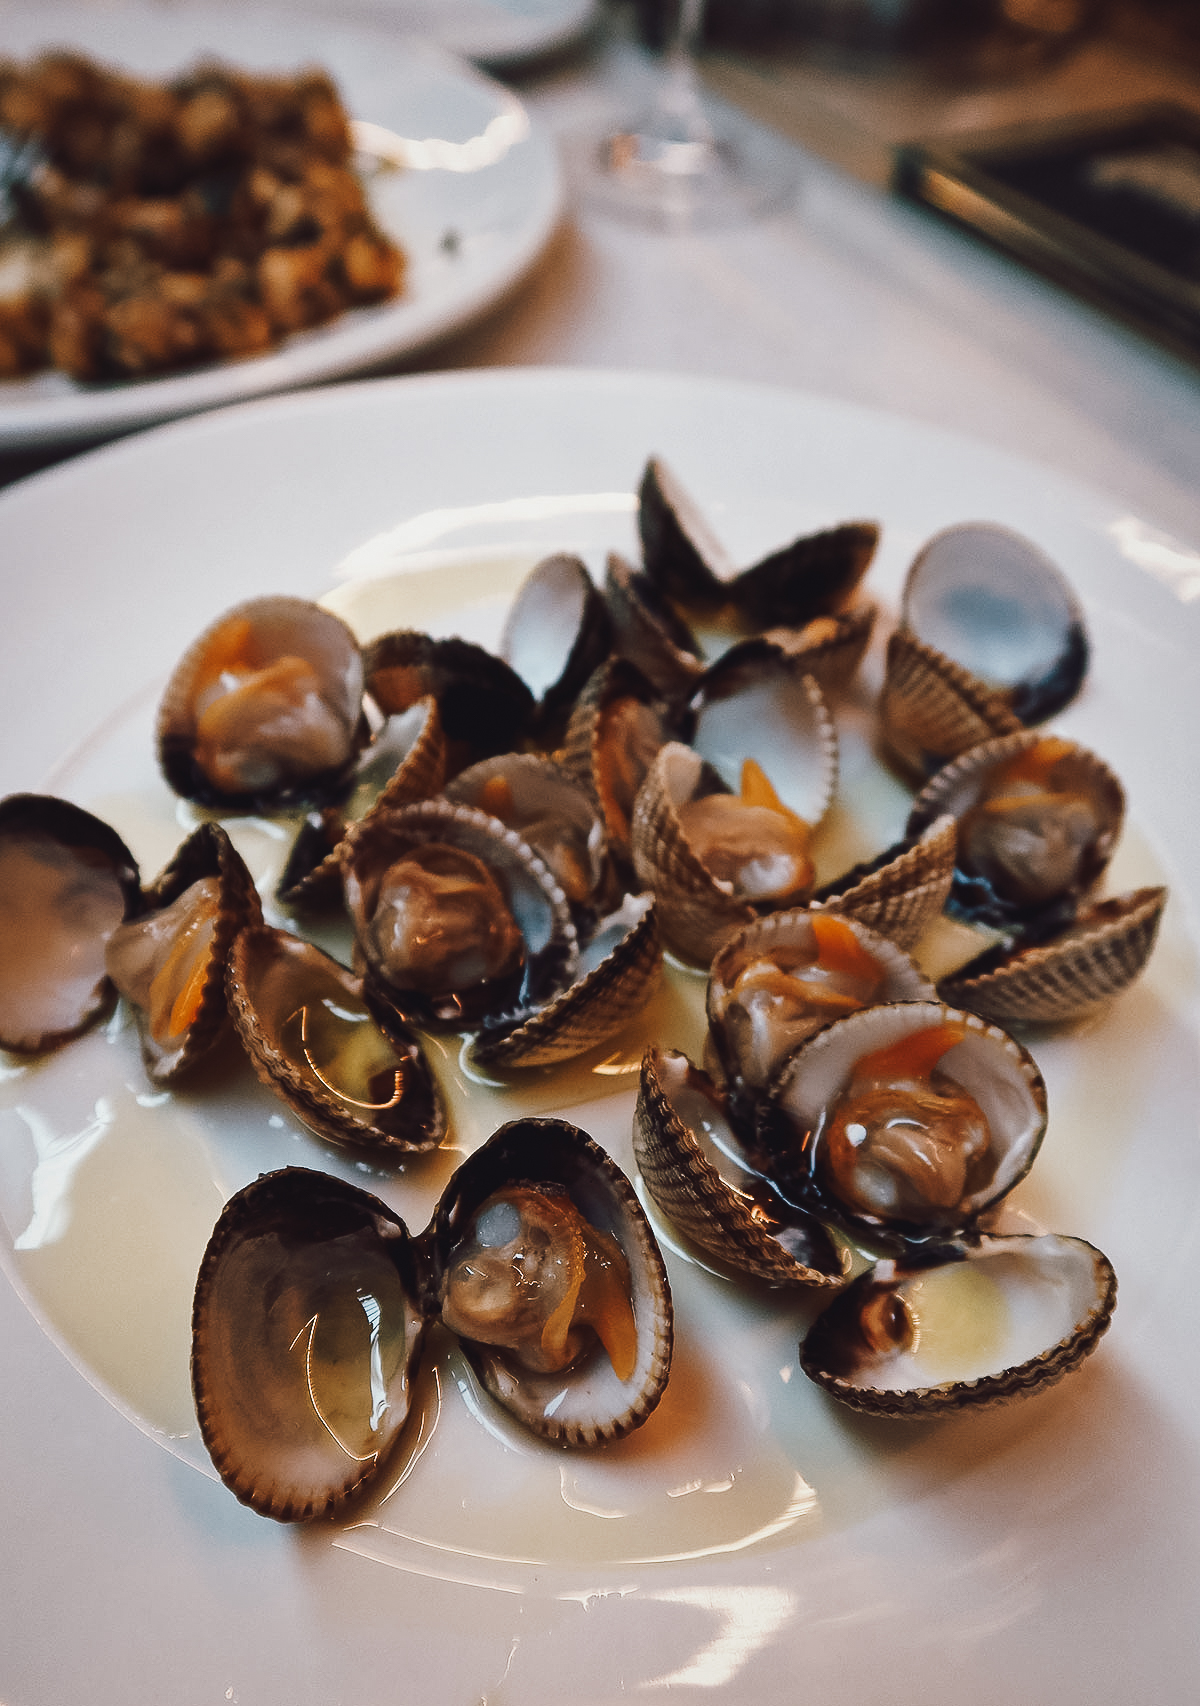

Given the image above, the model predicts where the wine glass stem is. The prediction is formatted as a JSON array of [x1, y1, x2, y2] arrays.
[[657, 0, 713, 148]]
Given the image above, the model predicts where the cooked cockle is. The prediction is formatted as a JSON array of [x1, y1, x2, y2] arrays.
[[706, 908, 936, 1106], [343, 797, 577, 1030], [814, 1021, 994, 1229], [0, 792, 141, 1053], [157, 595, 367, 810], [190, 1119, 674, 1519], [439, 1182, 638, 1380], [799, 1232, 1117, 1416], [496, 552, 612, 742], [444, 752, 609, 918], [907, 730, 1123, 933], [104, 820, 262, 1082], [770, 1000, 1047, 1245]]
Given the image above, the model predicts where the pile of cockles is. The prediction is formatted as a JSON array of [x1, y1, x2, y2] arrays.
[[0, 456, 1163, 1516]]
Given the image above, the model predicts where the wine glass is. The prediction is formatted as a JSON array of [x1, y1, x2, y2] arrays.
[[575, 0, 797, 228]]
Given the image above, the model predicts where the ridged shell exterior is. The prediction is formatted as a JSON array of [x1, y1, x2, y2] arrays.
[[128, 821, 264, 1083], [277, 694, 446, 910], [603, 550, 706, 705], [902, 521, 1089, 726], [559, 655, 678, 872], [800, 1233, 1116, 1417], [907, 729, 1124, 930], [470, 895, 661, 1071], [633, 1046, 847, 1288], [631, 742, 759, 964], [432, 1118, 674, 1445], [227, 924, 445, 1153], [761, 605, 876, 697], [938, 885, 1167, 1025], [730, 521, 879, 629], [879, 627, 1024, 783], [812, 814, 958, 952]]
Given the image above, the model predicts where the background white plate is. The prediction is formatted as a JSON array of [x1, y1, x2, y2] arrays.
[[289, 0, 598, 69], [1, 368, 1199, 1704], [0, 2, 562, 448]]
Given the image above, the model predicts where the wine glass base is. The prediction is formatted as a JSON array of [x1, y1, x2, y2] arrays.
[[570, 117, 798, 230]]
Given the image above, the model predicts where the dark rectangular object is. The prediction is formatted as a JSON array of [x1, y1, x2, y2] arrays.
[[894, 102, 1200, 360]]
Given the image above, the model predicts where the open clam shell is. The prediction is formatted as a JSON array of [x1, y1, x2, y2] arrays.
[[812, 814, 958, 953], [431, 1118, 674, 1445], [444, 751, 609, 923], [603, 550, 707, 705], [498, 552, 612, 739], [343, 797, 578, 1030], [907, 730, 1124, 934], [769, 999, 1048, 1243], [191, 1167, 428, 1522], [637, 456, 879, 626], [760, 605, 877, 698], [559, 655, 679, 875], [902, 522, 1089, 726], [634, 1046, 848, 1288], [878, 626, 1024, 783], [938, 885, 1168, 1026], [157, 595, 368, 811], [227, 924, 445, 1155], [105, 821, 263, 1084], [363, 629, 534, 777], [470, 890, 661, 1072], [800, 1233, 1116, 1416], [687, 644, 838, 829], [0, 792, 141, 1053], [707, 907, 937, 1104], [277, 695, 446, 911]]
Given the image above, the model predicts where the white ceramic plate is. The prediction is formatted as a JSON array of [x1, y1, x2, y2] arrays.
[[1, 369, 1198, 1705], [0, 2, 562, 448], [288, 0, 598, 68]]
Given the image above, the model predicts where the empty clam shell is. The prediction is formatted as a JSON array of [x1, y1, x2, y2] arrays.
[[0, 793, 141, 1053], [638, 456, 879, 626], [498, 552, 612, 738], [812, 815, 958, 953], [227, 924, 445, 1154], [191, 1168, 428, 1522], [603, 550, 706, 705], [800, 1233, 1116, 1416], [903, 522, 1089, 726], [938, 885, 1167, 1026]]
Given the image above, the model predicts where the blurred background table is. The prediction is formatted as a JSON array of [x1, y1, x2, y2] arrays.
[[3, 0, 1200, 569]]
